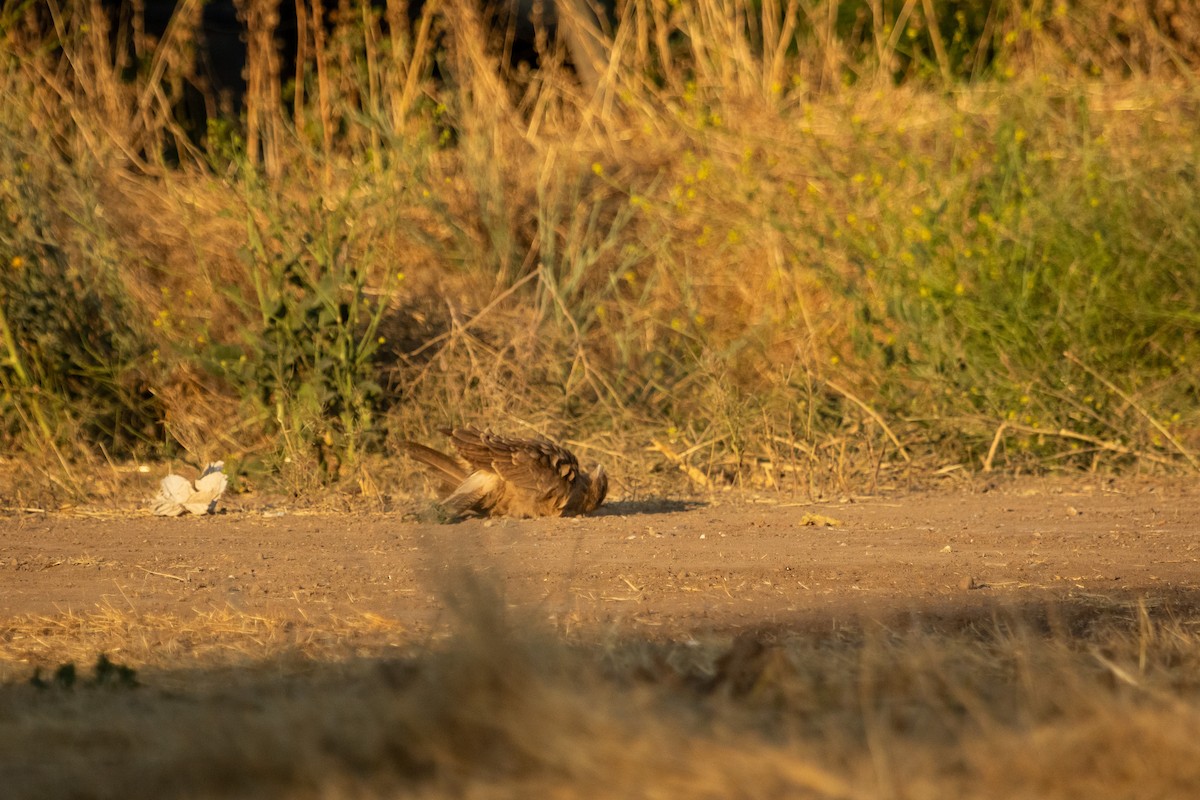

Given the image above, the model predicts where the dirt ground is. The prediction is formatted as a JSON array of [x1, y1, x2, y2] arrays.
[[4, 475, 1200, 800], [3, 475, 1198, 641]]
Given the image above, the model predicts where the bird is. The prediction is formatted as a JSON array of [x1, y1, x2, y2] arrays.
[[400, 425, 608, 520]]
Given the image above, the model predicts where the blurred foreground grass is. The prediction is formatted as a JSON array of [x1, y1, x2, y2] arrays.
[[4, 575, 1200, 798], [1, 0, 1198, 504]]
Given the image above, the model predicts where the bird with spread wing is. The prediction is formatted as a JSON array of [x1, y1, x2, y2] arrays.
[[401, 426, 608, 520]]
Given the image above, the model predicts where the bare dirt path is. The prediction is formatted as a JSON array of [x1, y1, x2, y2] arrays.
[[3, 476, 1198, 636]]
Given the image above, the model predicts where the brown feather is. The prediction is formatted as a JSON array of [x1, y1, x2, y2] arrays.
[[404, 427, 608, 520], [398, 441, 469, 493]]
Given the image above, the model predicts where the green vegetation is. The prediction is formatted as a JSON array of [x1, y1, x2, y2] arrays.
[[1, 0, 1198, 502]]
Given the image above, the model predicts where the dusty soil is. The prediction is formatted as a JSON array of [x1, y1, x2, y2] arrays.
[[3, 476, 1199, 638]]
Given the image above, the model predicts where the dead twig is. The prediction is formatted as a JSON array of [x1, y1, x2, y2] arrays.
[[985, 419, 1181, 469], [1064, 351, 1200, 473], [649, 439, 713, 490], [137, 566, 186, 583], [983, 421, 1007, 472], [825, 379, 911, 462]]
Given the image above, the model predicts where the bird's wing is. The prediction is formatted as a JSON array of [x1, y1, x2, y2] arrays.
[[185, 464, 228, 515], [151, 474, 193, 516], [446, 426, 579, 499]]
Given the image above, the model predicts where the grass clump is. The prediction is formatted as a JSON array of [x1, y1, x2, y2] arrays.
[[818, 82, 1200, 470], [216, 183, 397, 480], [0, 120, 163, 483], [1, 0, 1199, 501]]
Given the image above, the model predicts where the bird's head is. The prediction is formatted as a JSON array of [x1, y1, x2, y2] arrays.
[[585, 464, 608, 512]]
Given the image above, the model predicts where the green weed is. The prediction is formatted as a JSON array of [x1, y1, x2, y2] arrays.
[[215, 179, 397, 480], [0, 123, 162, 475]]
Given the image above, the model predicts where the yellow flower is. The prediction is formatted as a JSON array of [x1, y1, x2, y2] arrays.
[[10, 256, 23, 269]]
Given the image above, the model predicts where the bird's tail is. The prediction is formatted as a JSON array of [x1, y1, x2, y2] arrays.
[[401, 440, 502, 519], [399, 441, 469, 488]]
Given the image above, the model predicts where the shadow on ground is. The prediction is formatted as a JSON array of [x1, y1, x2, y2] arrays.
[[593, 498, 707, 516]]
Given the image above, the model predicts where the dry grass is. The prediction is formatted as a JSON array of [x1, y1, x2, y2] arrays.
[[4, 575, 1200, 798], [0, 1, 1198, 507], [0, 606, 411, 681]]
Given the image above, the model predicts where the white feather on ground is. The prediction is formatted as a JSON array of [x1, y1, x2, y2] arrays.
[[151, 462, 228, 516]]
